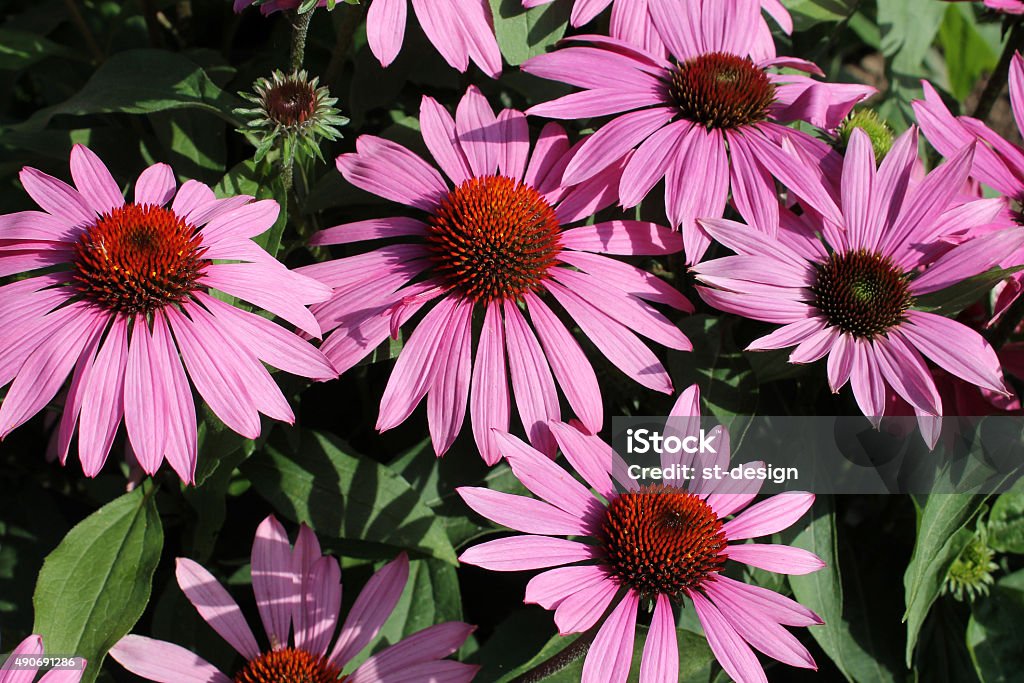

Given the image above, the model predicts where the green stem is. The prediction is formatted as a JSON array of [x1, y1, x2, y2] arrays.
[[289, 8, 315, 73], [972, 21, 1024, 122], [510, 627, 600, 683]]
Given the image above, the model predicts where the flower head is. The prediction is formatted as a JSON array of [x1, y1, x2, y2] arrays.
[[301, 86, 692, 462], [236, 69, 348, 163], [692, 127, 1018, 441], [0, 145, 336, 481], [0, 635, 84, 683], [521, 0, 874, 263], [110, 516, 478, 683], [835, 108, 894, 160], [458, 385, 824, 683]]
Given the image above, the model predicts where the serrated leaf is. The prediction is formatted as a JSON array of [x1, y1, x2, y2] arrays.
[[903, 494, 986, 666], [32, 486, 163, 683], [242, 429, 458, 564]]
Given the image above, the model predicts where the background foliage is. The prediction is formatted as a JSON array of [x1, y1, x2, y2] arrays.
[[1, 0, 1023, 681]]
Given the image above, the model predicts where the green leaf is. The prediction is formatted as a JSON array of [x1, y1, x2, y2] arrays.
[[939, 4, 1000, 102], [879, 0, 947, 75], [489, 0, 571, 66], [32, 486, 163, 683], [0, 28, 74, 70], [903, 494, 986, 666], [914, 266, 1024, 317], [786, 498, 901, 683], [16, 49, 240, 132], [987, 486, 1024, 554], [967, 569, 1024, 682], [242, 429, 458, 564], [785, 0, 859, 30], [669, 315, 758, 419]]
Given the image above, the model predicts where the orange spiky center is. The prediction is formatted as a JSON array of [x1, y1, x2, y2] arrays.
[[812, 249, 913, 338], [234, 648, 345, 683], [265, 78, 317, 126], [668, 52, 776, 129], [425, 175, 562, 303], [73, 203, 206, 314], [601, 485, 727, 600]]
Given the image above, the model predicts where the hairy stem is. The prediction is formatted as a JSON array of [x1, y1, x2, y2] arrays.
[[289, 8, 315, 73]]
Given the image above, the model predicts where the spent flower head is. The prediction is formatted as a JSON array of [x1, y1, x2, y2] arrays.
[[235, 69, 348, 164]]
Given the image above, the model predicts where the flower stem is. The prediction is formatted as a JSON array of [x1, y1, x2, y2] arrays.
[[510, 627, 600, 683], [972, 21, 1024, 122], [289, 8, 315, 73]]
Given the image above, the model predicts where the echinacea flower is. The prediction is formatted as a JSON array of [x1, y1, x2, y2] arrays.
[[521, 0, 874, 263], [914, 52, 1024, 321], [522, 0, 792, 56], [0, 145, 335, 481], [0, 635, 83, 683], [110, 516, 478, 683], [301, 86, 692, 462], [233, 0, 502, 78], [458, 385, 824, 683], [691, 127, 1018, 436]]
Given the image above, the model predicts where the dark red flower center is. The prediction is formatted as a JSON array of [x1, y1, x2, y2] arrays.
[[265, 78, 317, 126], [234, 648, 345, 683], [425, 175, 562, 303], [812, 249, 913, 338], [73, 203, 206, 315], [668, 52, 776, 129], [601, 485, 727, 600]]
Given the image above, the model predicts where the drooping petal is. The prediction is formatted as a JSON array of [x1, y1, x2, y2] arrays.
[[109, 635, 231, 683], [722, 493, 815, 541], [470, 301, 510, 465], [459, 535, 597, 571], [504, 301, 560, 456], [329, 553, 409, 669], [367, 0, 407, 67], [581, 592, 639, 683], [175, 558, 261, 659], [456, 486, 592, 535], [640, 595, 679, 683], [725, 543, 826, 574], [900, 311, 1007, 394], [690, 590, 769, 683]]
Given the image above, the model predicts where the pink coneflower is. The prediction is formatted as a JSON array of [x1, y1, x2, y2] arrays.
[[914, 53, 1024, 322], [0, 145, 335, 481], [110, 516, 478, 683], [521, 0, 874, 263], [691, 127, 1018, 432], [234, 0, 502, 78], [458, 384, 824, 683], [521, 0, 791, 55], [302, 86, 692, 462], [0, 636, 83, 683]]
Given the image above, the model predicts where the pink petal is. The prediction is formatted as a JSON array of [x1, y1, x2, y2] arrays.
[[252, 515, 297, 649], [666, 127, 730, 263], [827, 332, 855, 392], [640, 594, 678, 683], [151, 311, 198, 482], [377, 296, 458, 432], [619, 119, 691, 208], [410, 0, 468, 72], [547, 421, 617, 500], [19, 167, 94, 226], [725, 543, 826, 574], [459, 535, 596, 571], [840, 128, 877, 250], [420, 95, 472, 186], [553, 578, 619, 634], [70, 144, 123, 215], [581, 592, 638, 683], [849, 338, 886, 424], [901, 311, 1007, 394], [525, 292, 603, 433], [367, 0, 407, 67], [78, 316, 129, 477], [788, 325, 839, 365], [560, 220, 682, 255], [874, 332, 941, 417], [337, 136, 448, 212], [134, 163, 176, 206], [709, 574, 822, 627], [457, 486, 591, 535], [524, 564, 611, 609], [690, 590, 769, 683], [329, 553, 409, 669], [497, 109, 530, 182], [175, 558, 261, 659], [727, 131, 780, 235], [349, 623, 475, 683], [109, 635, 230, 683], [295, 555, 342, 658], [722, 493, 815, 541], [125, 317, 168, 474], [202, 263, 325, 338], [563, 107, 676, 185], [746, 317, 826, 352], [427, 297, 473, 456], [911, 228, 1024, 295], [558, 251, 692, 311], [1, 635, 43, 683], [546, 280, 673, 394], [504, 301, 559, 456], [309, 217, 427, 247], [455, 85, 499, 176], [470, 301, 510, 465]]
